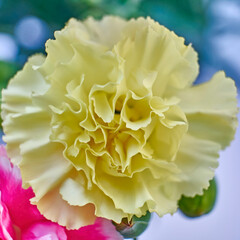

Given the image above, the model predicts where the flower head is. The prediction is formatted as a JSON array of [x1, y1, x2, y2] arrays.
[[1, 16, 238, 229], [0, 145, 123, 239]]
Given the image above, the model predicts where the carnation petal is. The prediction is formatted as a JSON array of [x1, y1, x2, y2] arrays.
[[115, 17, 199, 97], [2, 55, 49, 166], [148, 111, 187, 161], [67, 218, 124, 240], [32, 187, 96, 230], [0, 192, 15, 240], [94, 168, 179, 216], [168, 72, 238, 198], [82, 16, 127, 48], [177, 71, 238, 149], [59, 176, 127, 223], [22, 221, 67, 240], [19, 142, 72, 199], [62, 16, 127, 50], [172, 134, 220, 198]]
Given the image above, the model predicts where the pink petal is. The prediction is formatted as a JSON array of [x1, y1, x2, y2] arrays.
[[0, 145, 44, 229], [0, 145, 8, 158], [66, 218, 123, 240], [22, 221, 67, 240], [0, 191, 15, 240]]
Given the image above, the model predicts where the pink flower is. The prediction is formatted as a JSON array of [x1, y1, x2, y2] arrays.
[[0, 145, 123, 240]]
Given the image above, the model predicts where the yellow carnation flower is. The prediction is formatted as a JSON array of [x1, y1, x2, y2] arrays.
[[1, 16, 238, 229]]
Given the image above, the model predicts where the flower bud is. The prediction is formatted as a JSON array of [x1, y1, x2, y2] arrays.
[[178, 178, 217, 218], [113, 211, 151, 238]]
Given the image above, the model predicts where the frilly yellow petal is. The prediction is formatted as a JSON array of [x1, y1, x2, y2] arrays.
[[115, 17, 199, 97], [1, 54, 49, 165], [177, 71, 238, 149], [31, 187, 96, 230], [59, 175, 127, 223], [173, 134, 220, 198]]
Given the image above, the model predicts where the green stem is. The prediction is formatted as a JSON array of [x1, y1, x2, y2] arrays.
[[133, 238, 137, 240]]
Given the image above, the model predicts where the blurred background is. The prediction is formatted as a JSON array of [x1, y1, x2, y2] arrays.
[[0, 0, 239, 239]]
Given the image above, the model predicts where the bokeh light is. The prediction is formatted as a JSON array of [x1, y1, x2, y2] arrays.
[[15, 16, 49, 50], [0, 33, 18, 61]]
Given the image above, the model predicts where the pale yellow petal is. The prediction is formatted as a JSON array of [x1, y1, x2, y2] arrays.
[[19, 142, 71, 198], [59, 174, 127, 223], [95, 171, 151, 215], [115, 17, 198, 97], [148, 106, 187, 161], [82, 16, 127, 48], [177, 71, 238, 149], [32, 187, 96, 230], [143, 174, 179, 216], [1, 55, 50, 165], [122, 93, 152, 130], [171, 134, 220, 198]]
